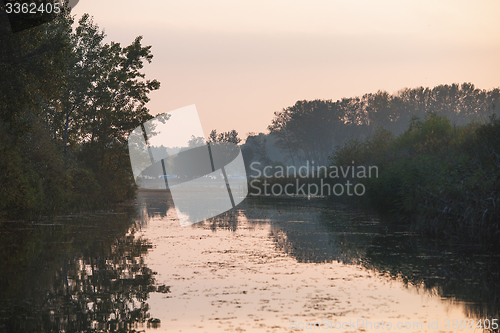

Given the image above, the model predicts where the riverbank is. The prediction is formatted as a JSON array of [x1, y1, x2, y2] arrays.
[[332, 113, 500, 246]]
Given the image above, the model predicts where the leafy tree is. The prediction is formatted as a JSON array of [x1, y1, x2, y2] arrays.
[[241, 132, 272, 175], [0, 9, 160, 216], [185, 135, 205, 148], [0, 10, 75, 216], [269, 100, 345, 165], [207, 129, 241, 144]]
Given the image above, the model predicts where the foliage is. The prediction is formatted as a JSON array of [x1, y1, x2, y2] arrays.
[[332, 114, 500, 244], [241, 132, 272, 176], [0, 11, 159, 218], [269, 85, 500, 166], [208, 129, 241, 144]]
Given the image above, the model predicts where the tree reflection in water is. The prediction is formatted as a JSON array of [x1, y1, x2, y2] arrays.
[[128, 192, 500, 322], [0, 208, 166, 333], [241, 197, 500, 321], [135, 190, 243, 232]]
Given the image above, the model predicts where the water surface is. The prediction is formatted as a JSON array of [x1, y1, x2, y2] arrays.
[[0, 191, 498, 332]]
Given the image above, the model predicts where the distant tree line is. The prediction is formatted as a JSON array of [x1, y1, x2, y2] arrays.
[[240, 85, 500, 244], [266, 84, 500, 165]]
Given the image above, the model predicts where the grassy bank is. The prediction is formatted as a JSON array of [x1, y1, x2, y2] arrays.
[[332, 113, 500, 244]]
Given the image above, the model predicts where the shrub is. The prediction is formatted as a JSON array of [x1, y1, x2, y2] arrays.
[[332, 114, 500, 244]]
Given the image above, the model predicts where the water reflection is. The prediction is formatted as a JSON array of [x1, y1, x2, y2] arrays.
[[0, 208, 165, 332], [250, 197, 500, 320], [11, 191, 494, 332], [135, 190, 248, 232], [136, 192, 499, 322]]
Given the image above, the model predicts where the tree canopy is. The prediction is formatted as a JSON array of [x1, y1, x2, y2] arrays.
[[267, 84, 500, 166], [0, 10, 160, 217]]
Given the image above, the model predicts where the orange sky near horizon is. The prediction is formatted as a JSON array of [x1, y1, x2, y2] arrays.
[[72, 0, 500, 138]]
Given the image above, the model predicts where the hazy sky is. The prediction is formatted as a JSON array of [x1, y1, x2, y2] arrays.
[[72, 0, 500, 138]]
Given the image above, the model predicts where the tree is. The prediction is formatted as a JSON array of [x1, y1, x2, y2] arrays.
[[0, 9, 76, 216], [207, 129, 241, 144], [68, 15, 160, 201], [0, 9, 161, 216], [240, 133, 272, 176], [269, 100, 344, 165]]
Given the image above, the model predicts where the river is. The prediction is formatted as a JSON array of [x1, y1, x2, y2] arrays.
[[0, 191, 498, 332]]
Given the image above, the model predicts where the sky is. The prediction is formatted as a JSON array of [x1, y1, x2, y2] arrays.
[[72, 0, 500, 139]]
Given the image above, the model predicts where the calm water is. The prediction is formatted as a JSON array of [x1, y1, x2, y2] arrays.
[[0, 191, 498, 332]]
